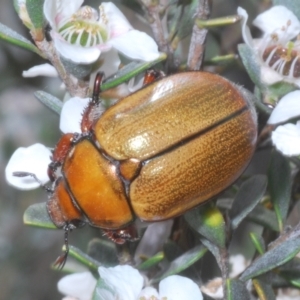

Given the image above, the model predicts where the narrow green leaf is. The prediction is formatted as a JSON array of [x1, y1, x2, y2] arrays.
[[137, 251, 164, 270], [34, 91, 63, 115], [200, 238, 223, 271], [101, 53, 167, 91], [23, 202, 56, 229], [218, 199, 279, 231], [238, 43, 264, 90], [170, 0, 198, 40], [185, 204, 226, 248], [247, 204, 280, 232], [68, 245, 100, 270], [152, 245, 207, 282], [230, 175, 267, 230], [250, 232, 265, 255], [268, 151, 292, 231], [26, 0, 44, 29], [240, 237, 300, 281], [0, 22, 44, 56], [226, 279, 251, 300], [268, 81, 297, 100], [252, 279, 276, 300], [87, 239, 119, 267], [196, 15, 242, 28]]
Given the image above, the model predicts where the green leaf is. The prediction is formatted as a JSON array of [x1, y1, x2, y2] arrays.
[[87, 239, 119, 267], [217, 199, 279, 231], [137, 251, 164, 270], [0, 22, 44, 56], [185, 204, 226, 248], [34, 91, 63, 115], [238, 43, 264, 90], [23, 202, 56, 229], [101, 53, 167, 91], [250, 232, 265, 255], [169, 0, 198, 40], [240, 237, 300, 281], [247, 204, 280, 232], [26, 0, 44, 29], [152, 245, 207, 282], [68, 245, 100, 270], [252, 279, 276, 300], [92, 278, 117, 300], [268, 151, 292, 231], [200, 238, 223, 271], [268, 81, 297, 101], [226, 279, 251, 300], [229, 175, 267, 230], [273, 0, 300, 20]]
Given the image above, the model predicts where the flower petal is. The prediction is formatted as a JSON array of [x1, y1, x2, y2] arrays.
[[100, 2, 132, 37], [44, 0, 83, 28], [138, 286, 159, 299], [22, 63, 58, 78], [59, 97, 89, 133], [253, 6, 300, 40], [52, 34, 102, 64], [268, 90, 300, 124], [97, 49, 120, 77], [229, 254, 249, 277], [159, 275, 203, 300], [201, 277, 223, 299], [58, 272, 96, 300], [271, 121, 300, 156], [237, 7, 254, 48], [5, 144, 51, 190], [109, 30, 160, 61], [260, 65, 285, 86], [98, 265, 144, 300]]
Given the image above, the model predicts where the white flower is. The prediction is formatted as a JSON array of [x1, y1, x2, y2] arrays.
[[44, 0, 160, 64], [58, 266, 203, 300], [238, 5, 300, 87], [59, 97, 90, 133], [58, 272, 97, 300], [22, 63, 58, 77], [229, 254, 250, 278], [267, 91, 300, 156], [94, 265, 203, 300], [271, 121, 300, 156], [5, 143, 52, 190], [268, 90, 300, 124]]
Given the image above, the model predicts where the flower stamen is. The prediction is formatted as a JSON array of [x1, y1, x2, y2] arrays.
[[262, 45, 300, 78]]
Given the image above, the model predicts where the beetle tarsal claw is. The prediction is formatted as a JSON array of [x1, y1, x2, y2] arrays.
[[53, 224, 72, 269]]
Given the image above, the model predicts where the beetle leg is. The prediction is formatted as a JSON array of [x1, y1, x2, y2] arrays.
[[102, 224, 139, 244], [81, 73, 106, 133], [53, 224, 72, 269], [142, 69, 165, 86], [12, 171, 53, 193]]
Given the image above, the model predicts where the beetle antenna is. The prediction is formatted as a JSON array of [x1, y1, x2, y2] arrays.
[[53, 225, 71, 270], [12, 172, 52, 193]]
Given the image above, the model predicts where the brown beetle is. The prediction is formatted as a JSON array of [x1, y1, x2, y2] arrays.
[[18, 70, 257, 266]]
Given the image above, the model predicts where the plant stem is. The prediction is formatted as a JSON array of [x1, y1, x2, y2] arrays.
[[187, 0, 210, 70]]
